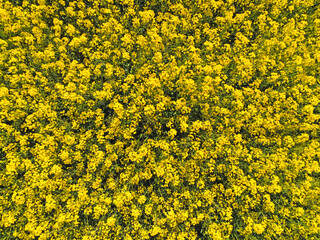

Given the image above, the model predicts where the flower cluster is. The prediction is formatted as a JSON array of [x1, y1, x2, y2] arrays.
[[1, 0, 320, 239]]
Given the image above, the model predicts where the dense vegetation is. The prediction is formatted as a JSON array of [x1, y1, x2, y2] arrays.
[[0, 0, 320, 239]]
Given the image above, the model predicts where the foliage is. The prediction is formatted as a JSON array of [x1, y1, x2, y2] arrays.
[[0, 0, 320, 239]]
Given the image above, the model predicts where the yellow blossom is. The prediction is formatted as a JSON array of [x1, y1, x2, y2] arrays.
[[106, 217, 116, 227], [253, 224, 265, 235]]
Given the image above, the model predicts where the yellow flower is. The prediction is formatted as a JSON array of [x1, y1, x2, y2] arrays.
[[150, 226, 162, 236], [93, 204, 106, 219], [131, 206, 141, 220], [82, 236, 95, 240], [155, 164, 166, 177], [12, 191, 25, 205], [153, 52, 163, 63], [139, 10, 155, 24], [273, 223, 284, 235], [106, 217, 116, 227], [0, 87, 9, 97], [78, 186, 89, 202], [92, 178, 101, 190], [80, 68, 91, 80], [59, 150, 70, 164], [145, 203, 153, 215], [124, 234, 133, 240], [263, 194, 275, 213], [137, 35, 148, 47], [168, 129, 177, 139], [132, 17, 140, 28], [49, 164, 63, 177], [144, 104, 156, 116], [253, 223, 265, 235], [208, 223, 223, 240], [138, 195, 147, 205], [45, 194, 57, 212], [1, 211, 16, 227]]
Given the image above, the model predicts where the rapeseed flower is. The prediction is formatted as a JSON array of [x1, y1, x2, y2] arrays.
[[1, 0, 320, 239], [253, 223, 265, 235]]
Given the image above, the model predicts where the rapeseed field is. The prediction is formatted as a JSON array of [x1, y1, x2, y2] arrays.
[[0, 0, 320, 239]]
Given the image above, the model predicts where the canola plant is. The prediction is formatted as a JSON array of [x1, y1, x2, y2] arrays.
[[0, 0, 320, 239]]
